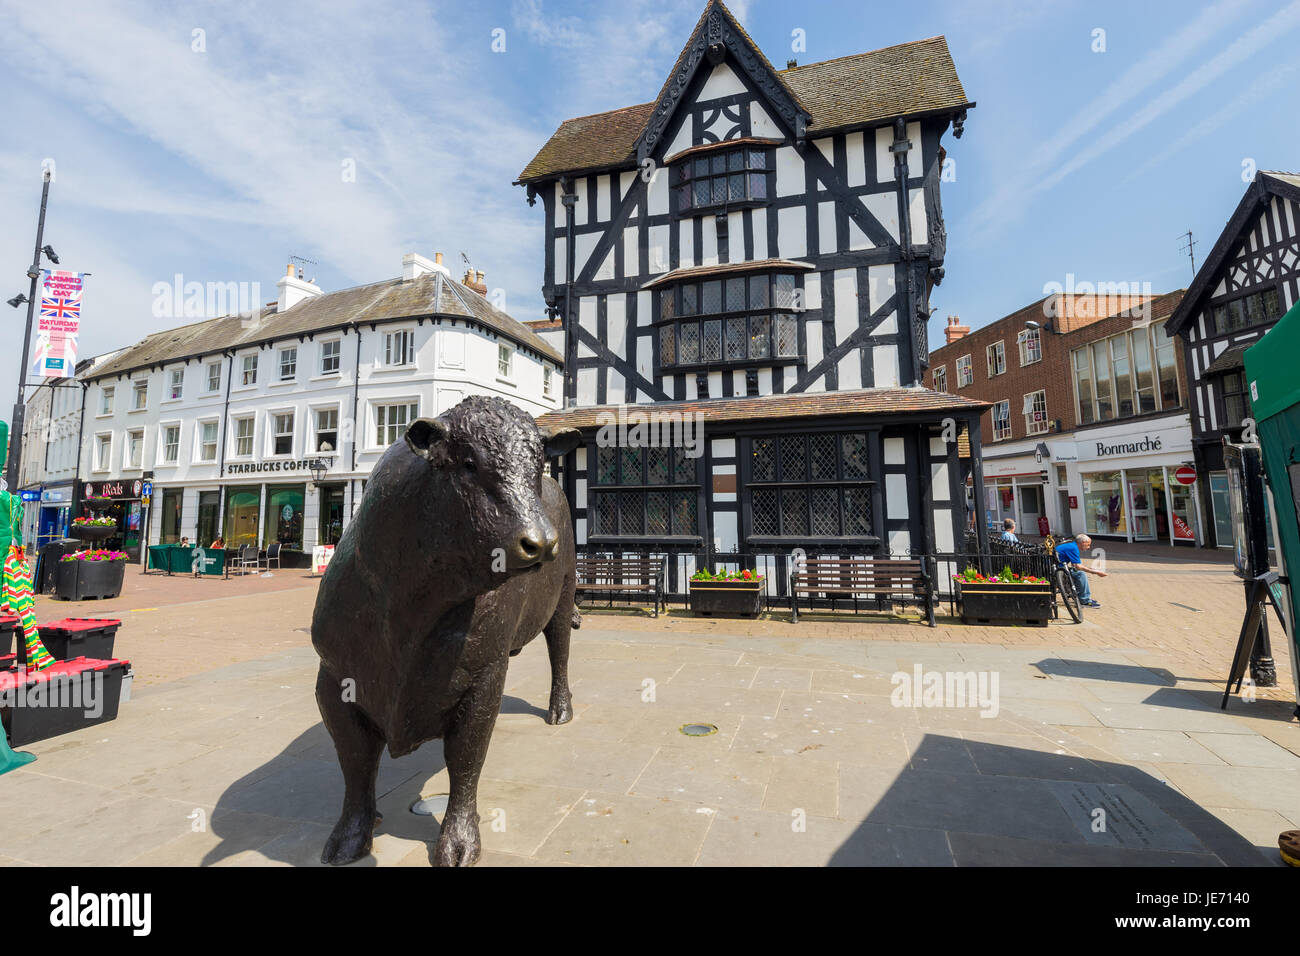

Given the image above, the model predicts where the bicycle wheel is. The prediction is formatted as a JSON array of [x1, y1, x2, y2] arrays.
[[1055, 567, 1083, 623]]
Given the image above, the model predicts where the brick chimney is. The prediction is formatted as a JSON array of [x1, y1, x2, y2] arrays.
[[944, 314, 970, 344], [276, 263, 322, 312], [463, 269, 488, 297]]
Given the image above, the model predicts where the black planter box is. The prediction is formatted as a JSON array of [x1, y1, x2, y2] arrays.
[[958, 582, 1052, 627], [69, 524, 116, 543], [55, 558, 127, 601], [1, 657, 131, 747], [689, 580, 764, 617], [17, 618, 121, 664], [0, 614, 15, 657]]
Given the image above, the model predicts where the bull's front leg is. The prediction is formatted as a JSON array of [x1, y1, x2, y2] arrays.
[[434, 661, 509, 867], [316, 664, 386, 866]]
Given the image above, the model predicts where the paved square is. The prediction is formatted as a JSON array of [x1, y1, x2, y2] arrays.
[[4, 546, 1298, 866]]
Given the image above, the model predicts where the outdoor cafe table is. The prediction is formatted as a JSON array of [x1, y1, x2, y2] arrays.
[[146, 545, 226, 576]]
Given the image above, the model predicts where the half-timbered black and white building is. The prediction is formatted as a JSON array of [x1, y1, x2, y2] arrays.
[[1164, 170, 1300, 547], [518, 0, 989, 597]]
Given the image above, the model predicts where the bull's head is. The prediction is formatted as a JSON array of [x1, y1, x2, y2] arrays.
[[404, 396, 579, 574]]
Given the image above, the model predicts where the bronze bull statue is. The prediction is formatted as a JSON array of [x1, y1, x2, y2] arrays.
[[312, 395, 580, 866]]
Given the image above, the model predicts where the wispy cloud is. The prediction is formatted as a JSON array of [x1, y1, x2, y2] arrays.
[[961, 0, 1300, 242]]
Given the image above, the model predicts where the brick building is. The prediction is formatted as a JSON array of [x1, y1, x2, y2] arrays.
[[926, 290, 1204, 545]]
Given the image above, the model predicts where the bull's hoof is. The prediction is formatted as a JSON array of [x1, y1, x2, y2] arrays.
[[433, 814, 482, 867], [321, 811, 379, 866], [547, 690, 573, 725]]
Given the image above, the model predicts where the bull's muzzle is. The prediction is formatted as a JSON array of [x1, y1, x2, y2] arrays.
[[511, 523, 560, 568]]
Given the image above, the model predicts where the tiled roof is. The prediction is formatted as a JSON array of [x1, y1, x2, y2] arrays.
[[1203, 343, 1248, 376], [518, 28, 970, 184], [87, 269, 561, 381], [536, 387, 989, 430], [641, 258, 813, 289]]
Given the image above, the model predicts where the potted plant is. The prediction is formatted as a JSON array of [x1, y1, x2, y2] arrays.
[[55, 549, 129, 601], [69, 515, 117, 542], [954, 565, 1052, 627], [689, 567, 765, 617]]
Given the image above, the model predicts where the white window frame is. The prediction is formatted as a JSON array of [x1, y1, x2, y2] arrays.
[[269, 409, 295, 457], [131, 379, 149, 411], [232, 415, 255, 458], [278, 346, 297, 381], [160, 423, 181, 464], [382, 329, 415, 367], [1023, 390, 1049, 436], [314, 406, 340, 454], [932, 365, 947, 392], [1017, 328, 1042, 366], [374, 400, 419, 449], [197, 419, 219, 463], [93, 433, 112, 472], [240, 354, 258, 387], [543, 365, 554, 398], [99, 386, 115, 416], [167, 368, 184, 401], [986, 341, 1006, 377], [126, 428, 145, 469], [956, 354, 973, 388], [205, 360, 222, 393], [497, 343, 514, 381], [319, 338, 341, 375], [991, 400, 1012, 441]]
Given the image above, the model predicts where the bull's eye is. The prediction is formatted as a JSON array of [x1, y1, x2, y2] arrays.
[[463, 458, 477, 473]]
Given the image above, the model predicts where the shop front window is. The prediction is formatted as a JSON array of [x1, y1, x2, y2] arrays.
[[1081, 471, 1125, 536], [265, 484, 305, 550], [224, 488, 260, 547], [1168, 477, 1198, 542]]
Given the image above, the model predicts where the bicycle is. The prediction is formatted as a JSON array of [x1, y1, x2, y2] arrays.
[[1042, 533, 1083, 624]]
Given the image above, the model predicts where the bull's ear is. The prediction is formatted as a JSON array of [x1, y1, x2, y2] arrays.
[[542, 426, 581, 458], [405, 417, 450, 462]]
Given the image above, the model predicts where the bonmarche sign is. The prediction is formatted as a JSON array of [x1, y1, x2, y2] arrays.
[[1094, 436, 1162, 457]]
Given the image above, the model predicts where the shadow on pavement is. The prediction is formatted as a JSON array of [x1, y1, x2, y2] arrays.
[[829, 734, 1271, 866], [202, 722, 447, 867]]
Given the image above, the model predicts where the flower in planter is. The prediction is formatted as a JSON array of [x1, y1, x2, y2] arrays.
[[72, 516, 116, 527], [690, 567, 764, 583], [60, 549, 129, 563]]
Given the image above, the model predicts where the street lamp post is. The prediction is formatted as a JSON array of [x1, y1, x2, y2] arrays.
[[6, 168, 55, 493]]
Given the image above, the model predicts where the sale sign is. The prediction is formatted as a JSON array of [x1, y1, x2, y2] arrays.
[[32, 270, 83, 377], [1172, 512, 1195, 540]]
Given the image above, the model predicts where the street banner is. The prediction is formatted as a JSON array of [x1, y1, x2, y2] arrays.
[[32, 270, 83, 377]]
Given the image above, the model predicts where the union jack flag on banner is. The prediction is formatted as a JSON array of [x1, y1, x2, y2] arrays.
[[32, 270, 84, 378]]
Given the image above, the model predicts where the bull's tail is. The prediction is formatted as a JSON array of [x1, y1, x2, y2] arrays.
[[571, 606, 582, 630]]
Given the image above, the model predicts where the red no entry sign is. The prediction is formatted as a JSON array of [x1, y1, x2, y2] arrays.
[[1174, 465, 1197, 485]]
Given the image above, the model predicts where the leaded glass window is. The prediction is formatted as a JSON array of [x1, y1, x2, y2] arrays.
[[586, 444, 700, 537], [672, 146, 769, 214], [655, 272, 800, 370], [746, 432, 875, 540]]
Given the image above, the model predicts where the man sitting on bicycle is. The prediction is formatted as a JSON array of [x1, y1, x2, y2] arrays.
[[1055, 533, 1108, 608]]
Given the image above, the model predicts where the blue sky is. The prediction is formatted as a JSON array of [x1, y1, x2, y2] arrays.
[[0, 0, 1297, 422]]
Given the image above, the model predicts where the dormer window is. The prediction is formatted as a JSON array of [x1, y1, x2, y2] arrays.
[[672, 147, 768, 215], [656, 271, 800, 371]]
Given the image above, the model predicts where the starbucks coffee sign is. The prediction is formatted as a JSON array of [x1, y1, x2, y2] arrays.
[[226, 459, 321, 475]]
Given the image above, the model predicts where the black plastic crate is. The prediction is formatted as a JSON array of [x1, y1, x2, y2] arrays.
[[19, 618, 121, 664], [1, 657, 131, 747]]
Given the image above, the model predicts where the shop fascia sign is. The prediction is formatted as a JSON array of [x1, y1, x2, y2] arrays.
[[83, 480, 143, 500], [226, 458, 323, 476], [1077, 425, 1190, 462]]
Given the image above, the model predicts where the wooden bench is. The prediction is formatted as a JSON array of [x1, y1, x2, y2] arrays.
[[790, 557, 935, 626], [575, 553, 665, 617]]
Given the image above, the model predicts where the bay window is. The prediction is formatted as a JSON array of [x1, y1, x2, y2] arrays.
[[657, 272, 801, 370]]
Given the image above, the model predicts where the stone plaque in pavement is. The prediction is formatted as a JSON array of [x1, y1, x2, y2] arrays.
[[1046, 781, 1204, 853]]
